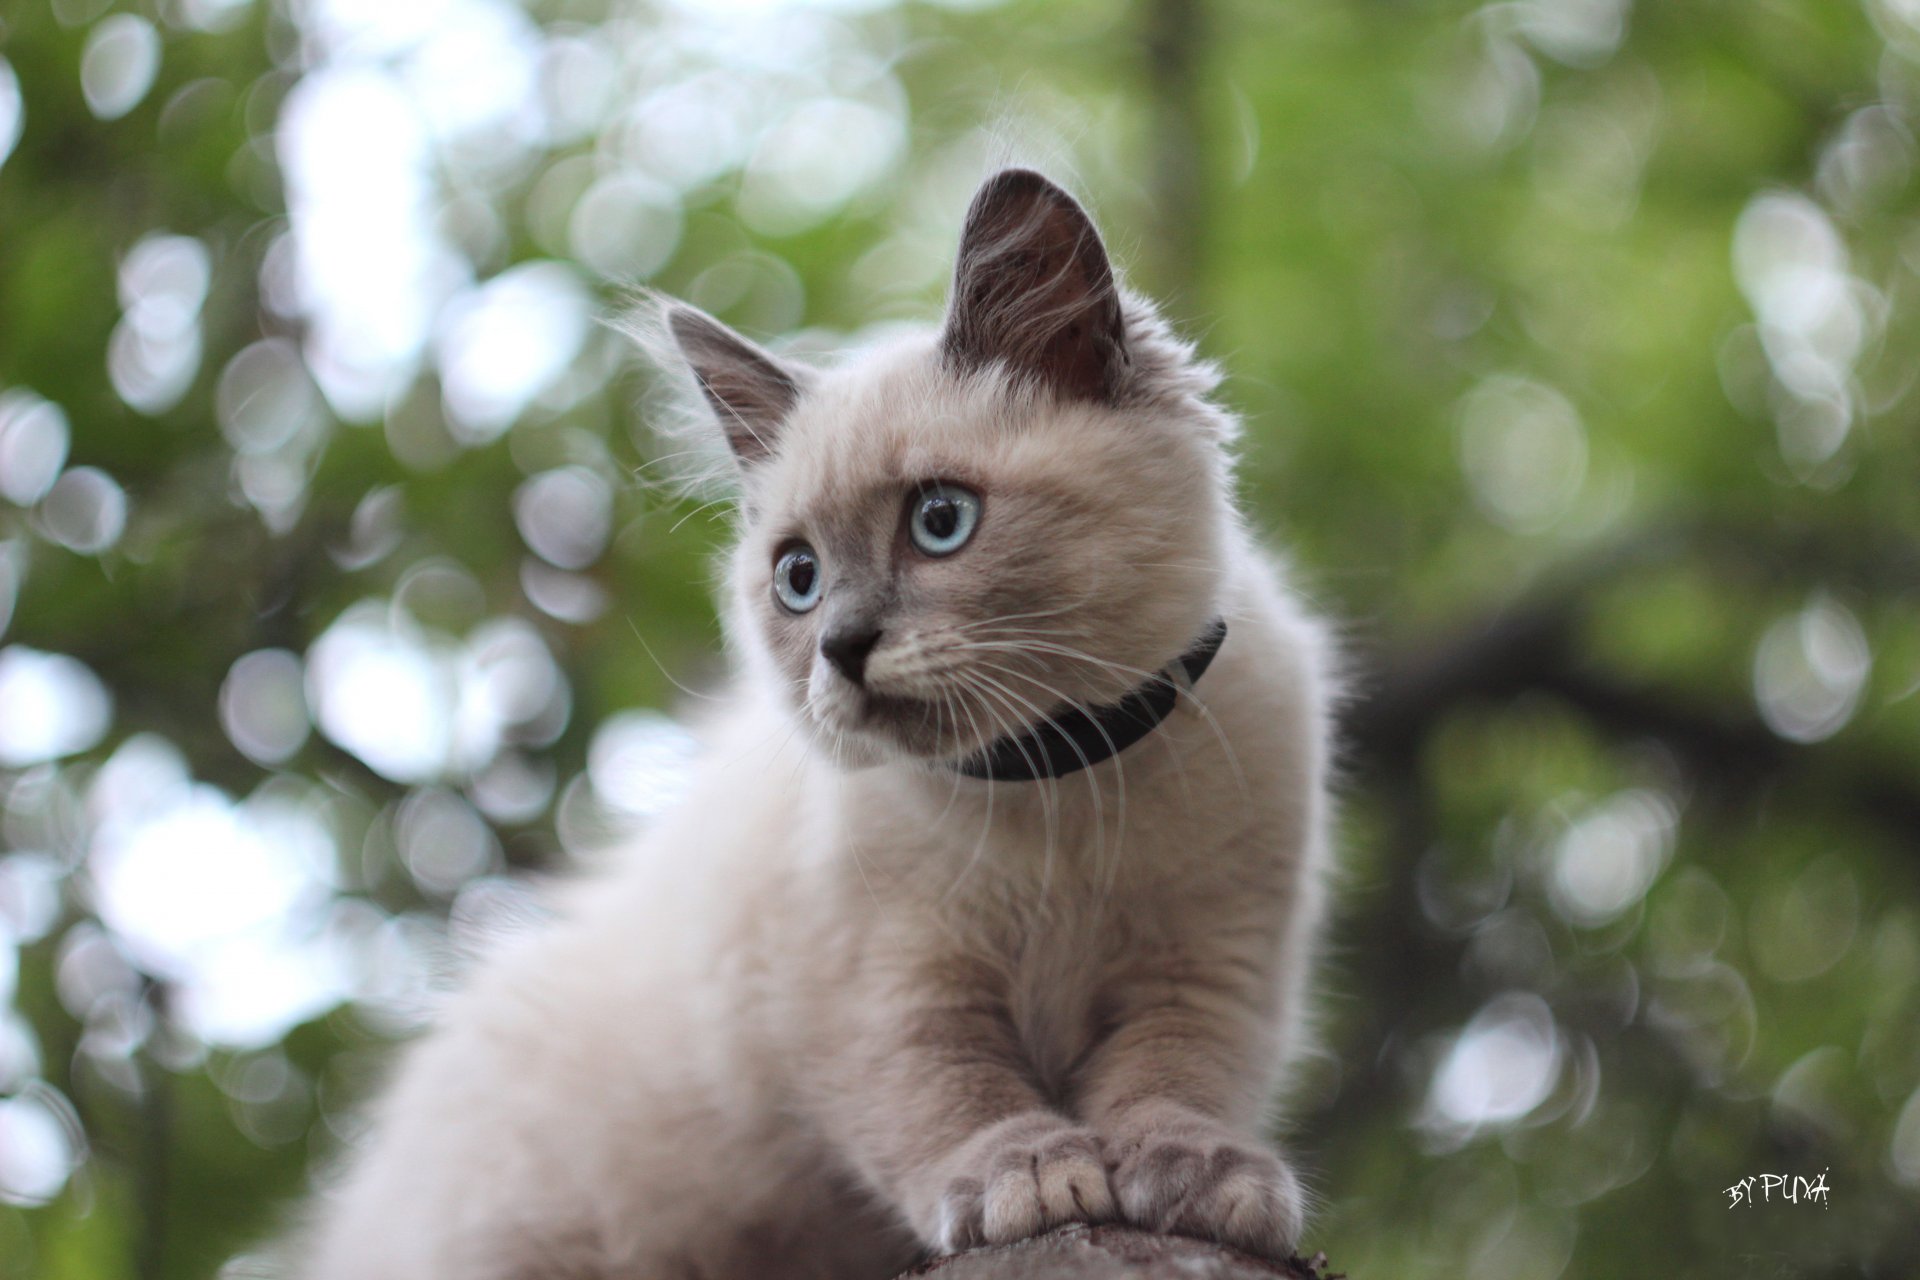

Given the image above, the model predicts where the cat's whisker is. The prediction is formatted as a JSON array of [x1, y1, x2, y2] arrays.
[[942, 673, 1013, 905], [965, 659, 1124, 888], [926, 686, 971, 831], [954, 639, 1226, 889], [943, 591, 1099, 637], [669, 494, 740, 534], [960, 671, 1067, 871], [973, 669, 1073, 896], [960, 665, 1102, 888], [729, 670, 820, 769], [829, 743, 886, 914], [1103, 560, 1220, 573], [624, 615, 726, 704], [628, 446, 729, 491], [947, 636, 1250, 801]]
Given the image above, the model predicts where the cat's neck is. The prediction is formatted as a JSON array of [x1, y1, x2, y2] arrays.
[[836, 620, 1251, 826]]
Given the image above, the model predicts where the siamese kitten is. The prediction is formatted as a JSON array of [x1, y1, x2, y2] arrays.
[[302, 169, 1337, 1280]]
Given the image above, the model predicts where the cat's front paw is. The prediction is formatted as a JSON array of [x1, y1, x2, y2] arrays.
[[1104, 1108, 1306, 1258], [929, 1112, 1116, 1253]]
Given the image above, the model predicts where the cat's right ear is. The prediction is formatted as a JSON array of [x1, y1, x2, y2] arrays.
[[664, 306, 803, 466], [941, 169, 1128, 404]]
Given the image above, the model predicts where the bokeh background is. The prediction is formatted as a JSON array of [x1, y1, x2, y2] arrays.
[[0, 0, 1917, 1275]]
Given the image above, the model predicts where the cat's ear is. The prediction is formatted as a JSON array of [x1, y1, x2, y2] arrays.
[[666, 306, 803, 465], [941, 169, 1128, 404]]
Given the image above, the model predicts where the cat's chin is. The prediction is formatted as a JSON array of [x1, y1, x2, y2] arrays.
[[808, 730, 894, 771], [804, 687, 982, 771]]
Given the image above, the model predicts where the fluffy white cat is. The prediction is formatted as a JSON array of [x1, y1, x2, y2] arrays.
[[300, 168, 1337, 1279]]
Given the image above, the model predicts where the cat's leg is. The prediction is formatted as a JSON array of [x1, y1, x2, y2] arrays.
[[820, 956, 1117, 1255], [1069, 942, 1308, 1259]]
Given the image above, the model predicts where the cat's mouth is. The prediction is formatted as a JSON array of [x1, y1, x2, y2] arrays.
[[808, 677, 989, 762], [848, 689, 962, 755]]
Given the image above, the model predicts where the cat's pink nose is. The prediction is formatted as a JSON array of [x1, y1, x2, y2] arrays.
[[821, 626, 882, 686]]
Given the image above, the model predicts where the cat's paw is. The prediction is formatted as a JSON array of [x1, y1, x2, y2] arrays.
[[929, 1113, 1116, 1253], [1104, 1109, 1306, 1258]]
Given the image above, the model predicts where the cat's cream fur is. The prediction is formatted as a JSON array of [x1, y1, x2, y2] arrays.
[[301, 170, 1336, 1279]]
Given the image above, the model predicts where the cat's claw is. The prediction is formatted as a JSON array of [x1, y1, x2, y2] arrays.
[[1105, 1118, 1305, 1258], [931, 1115, 1116, 1252]]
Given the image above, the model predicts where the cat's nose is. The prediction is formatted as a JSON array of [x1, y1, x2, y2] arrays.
[[820, 626, 882, 686]]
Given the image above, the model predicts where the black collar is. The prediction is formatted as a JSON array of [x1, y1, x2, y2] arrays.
[[954, 619, 1228, 782]]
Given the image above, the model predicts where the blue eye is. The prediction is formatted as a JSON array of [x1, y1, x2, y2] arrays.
[[773, 545, 822, 612], [908, 484, 981, 557]]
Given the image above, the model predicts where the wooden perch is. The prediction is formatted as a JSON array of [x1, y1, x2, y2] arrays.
[[895, 1225, 1341, 1279]]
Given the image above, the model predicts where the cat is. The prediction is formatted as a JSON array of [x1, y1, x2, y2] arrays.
[[299, 168, 1338, 1280]]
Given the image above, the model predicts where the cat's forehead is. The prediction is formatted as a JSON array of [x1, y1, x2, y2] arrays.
[[767, 337, 1015, 511]]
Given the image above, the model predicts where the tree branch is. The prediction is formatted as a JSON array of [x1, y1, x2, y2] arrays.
[[1144, 0, 1207, 304], [896, 1225, 1340, 1280], [1344, 523, 1920, 842]]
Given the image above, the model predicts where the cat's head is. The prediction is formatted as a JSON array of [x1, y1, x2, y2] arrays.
[[653, 169, 1239, 769]]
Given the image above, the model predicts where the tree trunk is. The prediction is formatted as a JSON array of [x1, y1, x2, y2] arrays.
[[895, 1225, 1340, 1279]]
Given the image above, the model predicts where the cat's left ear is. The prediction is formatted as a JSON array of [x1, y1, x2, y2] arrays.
[[666, 306, 805, 466], [941, 169, 1129, 404]]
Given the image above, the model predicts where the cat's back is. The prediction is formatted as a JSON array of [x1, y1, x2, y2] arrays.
[[301, 690, 836, 1277]]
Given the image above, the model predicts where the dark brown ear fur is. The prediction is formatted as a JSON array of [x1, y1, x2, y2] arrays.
[[940, 169, 1129, 404], [668, 307, 802, 465]]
